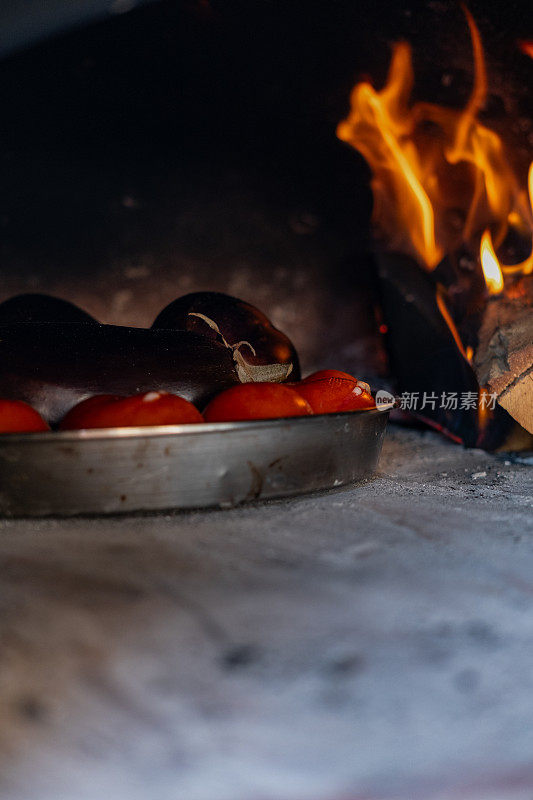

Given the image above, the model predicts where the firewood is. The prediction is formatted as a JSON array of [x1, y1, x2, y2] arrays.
[[473, 277, 533, 434], [376, 252, 484, 447]]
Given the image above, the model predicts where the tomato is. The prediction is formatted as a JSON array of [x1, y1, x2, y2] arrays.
[[296, 369, 375, 413], [0, 399, 50, 433], [59, 392, 204, 429], [203, 382, 312, 422], [59, 394, 122, 430]]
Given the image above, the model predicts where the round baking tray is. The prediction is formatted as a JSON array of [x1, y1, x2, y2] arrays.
[[0, 406, 391, 516]]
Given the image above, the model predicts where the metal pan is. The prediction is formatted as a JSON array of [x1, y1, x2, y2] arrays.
[[0, 406, 391, 516]]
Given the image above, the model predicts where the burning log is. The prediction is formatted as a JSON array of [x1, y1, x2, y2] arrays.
[[474, 277, 533, 434], [376, 251, 516, 449]]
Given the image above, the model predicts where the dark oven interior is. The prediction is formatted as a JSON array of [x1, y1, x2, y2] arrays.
[[0, 0, 531, 445]]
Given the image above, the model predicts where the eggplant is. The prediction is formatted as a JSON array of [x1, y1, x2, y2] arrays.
[[152, 292, 301, 382], [0, 293, 97, 324], [0, 323, 240, 425]]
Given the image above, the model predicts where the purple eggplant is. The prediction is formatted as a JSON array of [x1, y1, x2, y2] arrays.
[[152, 292, 301, 383], [0, 293, 97, 324], [0, 323, 240, 425]]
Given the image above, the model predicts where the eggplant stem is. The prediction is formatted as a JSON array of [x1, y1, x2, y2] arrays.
[[188, 312, 292, 384]]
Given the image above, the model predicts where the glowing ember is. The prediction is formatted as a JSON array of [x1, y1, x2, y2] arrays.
[[480, 230, 504, 295], [337, 7, 533, 292], [519, 40, 533, 59]]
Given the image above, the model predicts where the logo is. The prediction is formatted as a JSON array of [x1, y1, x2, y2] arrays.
[[375, 389, 396, 408]]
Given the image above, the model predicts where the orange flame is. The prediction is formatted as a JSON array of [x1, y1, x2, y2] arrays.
[[435, 285, 470, 359], [493, 161, 533, 276], [337, 42, 441, 267], [480, 230, 504, 294], [337, 7, 533, 291]]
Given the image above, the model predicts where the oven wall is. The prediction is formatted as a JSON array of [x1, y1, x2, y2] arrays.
[[0, 0, 529, 376]]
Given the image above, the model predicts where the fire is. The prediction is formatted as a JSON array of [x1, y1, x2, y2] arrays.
[[337, 7, 533, 290], [336, 41, 441, 268], [479, 161, 533, 283], [480, 230, 504, 295]]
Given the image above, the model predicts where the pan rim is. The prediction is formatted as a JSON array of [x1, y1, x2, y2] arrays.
[[0, 404, 393, 444]]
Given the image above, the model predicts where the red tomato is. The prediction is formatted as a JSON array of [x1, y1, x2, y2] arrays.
[[203, 382, 312, 422], [296, 369, 375, 413], [59, 392, 204, 429], [0, 399, 50, 433], [59, 394, 121, 430]]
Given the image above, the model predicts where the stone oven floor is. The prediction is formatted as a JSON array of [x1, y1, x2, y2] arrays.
[[0, 427, 532, 800]]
